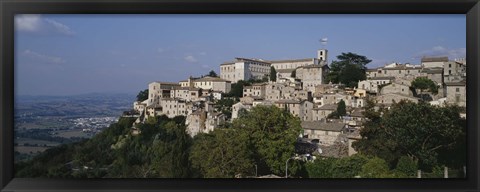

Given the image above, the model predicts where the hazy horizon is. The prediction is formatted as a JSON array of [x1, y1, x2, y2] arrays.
[[15, 14, 466, 96]]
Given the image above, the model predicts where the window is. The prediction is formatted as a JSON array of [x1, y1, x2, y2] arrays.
[[449, 64, 452, 68], [456, 88, 460, 92], [456, 95, 460, 103]]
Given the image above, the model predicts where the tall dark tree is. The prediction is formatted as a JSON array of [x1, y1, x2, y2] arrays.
[[336, 99, 347, 117], [270, 66, 277, 82], [136, 89, 148, 101], [325, 52, 371, 87], [207, 70, 218, 77]]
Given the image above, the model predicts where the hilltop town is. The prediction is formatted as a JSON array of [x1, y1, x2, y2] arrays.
[[128, 49, 466, 157]]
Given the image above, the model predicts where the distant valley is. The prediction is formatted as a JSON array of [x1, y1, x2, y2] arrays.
[[14, 93, 135, 161]]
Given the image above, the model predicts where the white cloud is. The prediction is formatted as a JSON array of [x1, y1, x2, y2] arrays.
[[157, 48, 165, 53], [201, 64, 210, 69], [415, 46, 466, 60], [45, 18, 75, 35], [15, 14, 41, 32], [184, 55, 197, 63], [15, 14, 75, 36], [199, 52, 207, 56], [22, 49, 66, 64]]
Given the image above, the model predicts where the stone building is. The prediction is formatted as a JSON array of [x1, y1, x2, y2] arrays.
[[160, 98, 188, 118], [366, 63, 422, 79], [274, 100, 314, 121], [421, 56, 448, 68], [243, 83, 267, 98], [232, 102, 253, 119], [301, 121, 345, 146], [444, 61, 467, 83], [220, 58, 271, 83], [295, 64, 329, 92], [220, 49, 329, 83], [147, 81, 181, 105], [311, 104, 336, 121], [379, 82, 413, 96], [375, 93, 419, 106], [358, 76, 395, 94], [192, 76, 232, 93], [445, 80, 466, 107]]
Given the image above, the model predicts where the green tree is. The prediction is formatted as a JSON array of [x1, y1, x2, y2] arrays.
[[354, 101, 465, 170], [411, 77, 438, 100], [136, 89, 148, 102], [360, 157, 390, 178], [190, 129, 254, 178], [305, 157, 336, 178], [270, 66, 277, 82], [232, 105, 302, 176], [331, 154, 369, 178], [207, 70, 218, 77], [336, 99, 346, 117], [326, 99, 347, 119], [395, 156, 418, 177], [215, 98, 236, 118], [325, 52, 371, 87], [352, 98, 402, 167], [226, 80, 250, 98]]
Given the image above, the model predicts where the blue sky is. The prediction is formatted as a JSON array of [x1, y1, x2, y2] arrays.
[[15, 14, 466, 96]]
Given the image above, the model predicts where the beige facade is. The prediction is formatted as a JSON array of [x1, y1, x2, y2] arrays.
[[375, 93, 419, 106], [147, 81, 181, 105], [133, 101, 147, 113], [220, 58, 270, 83], [445, 81, 466, 107], [358, 77, 394, 93], [186, 110, 226, 137], [231, 102, 252, 119], [191, 76, 231, 93], [421, 68, 444, 86], [243, 83, 267, 98], [270, 58, 319, 70], [379, 82, 413, 96], [366, 63, 422, 79], [160, 98, 188, 118], [186, 110, 206, 137], [274, 100, 313, 121], [314, 93, 355, 107], [311, 104, 336, 121], [276, 69, 296, 80], [301, 121, 345, 146], [421, 56, 448, 68], [295, 64, 329, 92]]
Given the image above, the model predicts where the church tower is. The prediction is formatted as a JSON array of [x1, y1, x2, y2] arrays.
[[317, 49, 328, 64]]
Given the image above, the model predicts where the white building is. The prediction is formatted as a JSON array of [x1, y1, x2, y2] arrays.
[[192, 76, 232, 93], [220, 58, 271, 83]]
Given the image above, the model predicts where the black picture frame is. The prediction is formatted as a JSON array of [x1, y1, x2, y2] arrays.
[[1, 0, 479, 191]]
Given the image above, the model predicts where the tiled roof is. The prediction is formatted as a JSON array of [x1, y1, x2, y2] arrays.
[[301, 121, 345, 132], [269, 58, 314, 63], [194, 76, 230, 82], [421, 56, 448, 62], [314, 104, 337, 111]]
